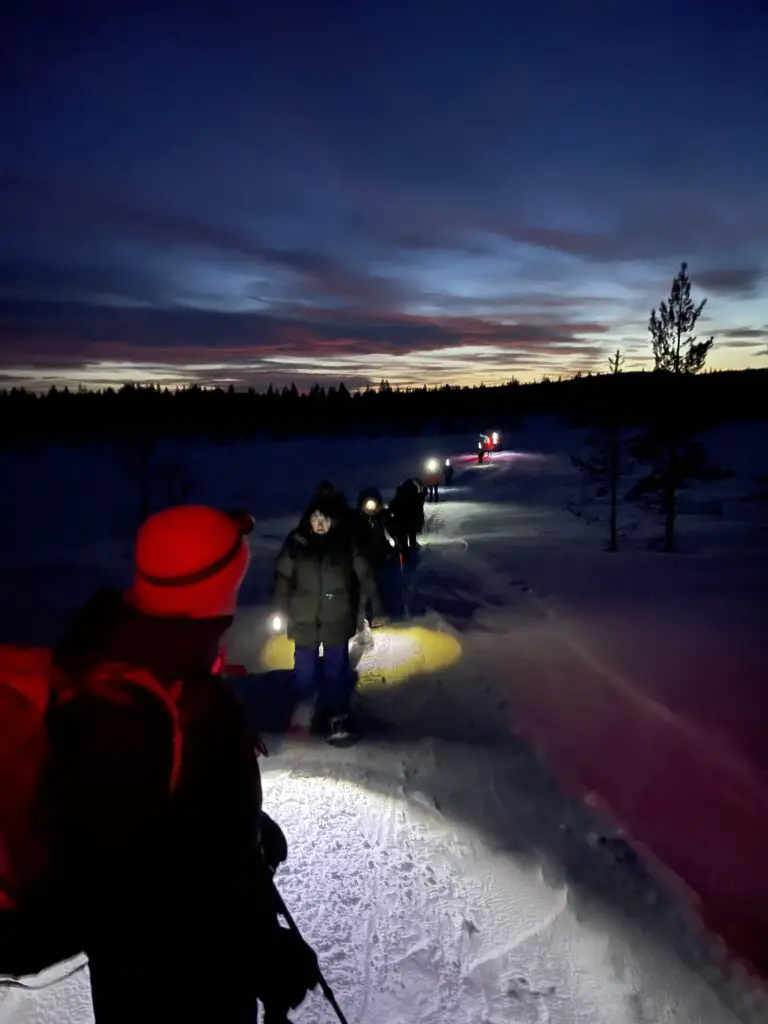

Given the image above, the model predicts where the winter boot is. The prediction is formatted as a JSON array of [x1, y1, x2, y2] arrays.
[[287, 698, 314, 738], [325, 713, 360, 747]]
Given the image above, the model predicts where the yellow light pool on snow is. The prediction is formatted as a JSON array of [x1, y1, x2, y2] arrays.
[[259, 626, 462, 688]]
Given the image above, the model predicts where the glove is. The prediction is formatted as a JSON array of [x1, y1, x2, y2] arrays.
[[256, 925, 320, 1012], [260, 812, 288, 872]]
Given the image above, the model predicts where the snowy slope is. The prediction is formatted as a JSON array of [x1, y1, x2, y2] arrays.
[[261, 738, 755, 1024], [1, 418, 767, 1022]]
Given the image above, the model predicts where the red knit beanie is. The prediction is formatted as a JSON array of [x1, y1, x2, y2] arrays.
[[129, 506, 252, 619]]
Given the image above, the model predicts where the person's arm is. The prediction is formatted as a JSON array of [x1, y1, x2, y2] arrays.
[[273, 537, 298, 612]]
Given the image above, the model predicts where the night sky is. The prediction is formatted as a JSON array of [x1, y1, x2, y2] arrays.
[[1, 1, 766, 392]]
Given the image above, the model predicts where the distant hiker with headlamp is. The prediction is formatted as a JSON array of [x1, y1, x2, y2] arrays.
[[353, 485, 404, 623]]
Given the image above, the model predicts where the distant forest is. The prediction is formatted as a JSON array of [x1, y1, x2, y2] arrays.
[[0, 368, 766, 447]]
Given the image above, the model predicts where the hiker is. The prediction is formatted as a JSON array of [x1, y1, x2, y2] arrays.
[[0, 505, 319, 1023], [423, 459, 441, 503], [273, 493, 386, 743], [353, 486, 396, 566], [388, 478, 425, 558], [353, 486, 404, 620]]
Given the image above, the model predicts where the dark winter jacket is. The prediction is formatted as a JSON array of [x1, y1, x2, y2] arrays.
[[389, 479, 425, 536], [274, 519, 383, 647], [45, 589, 284, 1024], [353, 512, 397, 567], [353, 488, 398, 568]]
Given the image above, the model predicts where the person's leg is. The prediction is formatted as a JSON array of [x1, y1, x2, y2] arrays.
[[318, 643, 353, 719], [374, 566, 388, 617], [292, 645, 319, 703], [382, 561, 404, 618]]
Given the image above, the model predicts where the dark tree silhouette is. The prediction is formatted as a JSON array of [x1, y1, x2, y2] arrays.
[[628, 263, 727, 552], [0, 367, 765, 454], [648, 262, 714, 374], [572, 349, 632, 551]]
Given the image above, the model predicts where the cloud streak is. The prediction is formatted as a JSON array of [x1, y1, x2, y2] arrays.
[[0, 298, 608, 359]]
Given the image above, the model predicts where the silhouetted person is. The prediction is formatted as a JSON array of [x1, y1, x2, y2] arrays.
[[389, 478, 425, 558]]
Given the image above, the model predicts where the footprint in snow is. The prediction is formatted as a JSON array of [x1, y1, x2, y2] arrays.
[[507, 975, 557, 1003]]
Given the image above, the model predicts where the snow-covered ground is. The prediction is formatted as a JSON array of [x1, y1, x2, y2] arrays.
[[1, 417, 767, 1023]]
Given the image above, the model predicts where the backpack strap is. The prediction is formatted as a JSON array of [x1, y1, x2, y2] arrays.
[[76, 664, 184, 796]]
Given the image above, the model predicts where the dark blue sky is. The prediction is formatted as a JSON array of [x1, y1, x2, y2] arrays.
[[1, 0, 766, 391]]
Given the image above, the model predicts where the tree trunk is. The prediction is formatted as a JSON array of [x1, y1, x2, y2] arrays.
[[663, 440, 678, 553], [608, 467, 618, 552]]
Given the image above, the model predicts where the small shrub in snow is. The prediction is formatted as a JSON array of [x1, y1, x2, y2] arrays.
[[571, 349, 634, 552]]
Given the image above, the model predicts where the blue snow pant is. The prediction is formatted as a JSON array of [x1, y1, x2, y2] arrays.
[[293, 643, 353, 717]]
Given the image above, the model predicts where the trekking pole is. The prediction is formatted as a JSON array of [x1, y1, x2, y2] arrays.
[[269, 876, 350, 1024]]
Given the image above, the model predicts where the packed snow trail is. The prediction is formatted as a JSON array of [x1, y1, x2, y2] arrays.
[[258, 737, 759, 1024]]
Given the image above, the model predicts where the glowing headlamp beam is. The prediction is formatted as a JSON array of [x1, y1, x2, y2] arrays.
[[260, 626, 462, 687]]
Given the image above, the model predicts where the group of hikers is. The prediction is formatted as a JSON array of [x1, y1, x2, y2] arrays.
[[0, 467, 449, 1022]]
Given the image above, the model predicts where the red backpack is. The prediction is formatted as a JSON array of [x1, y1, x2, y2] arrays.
[[0, 645, 184, 913]]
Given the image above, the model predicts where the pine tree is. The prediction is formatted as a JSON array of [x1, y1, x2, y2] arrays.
[[628, 263, 726, 552], [648, 262, 713, 374], [571, 349, 631, 551]]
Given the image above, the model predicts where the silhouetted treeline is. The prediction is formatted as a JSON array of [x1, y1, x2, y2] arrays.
[[0, 369, 766, 448]]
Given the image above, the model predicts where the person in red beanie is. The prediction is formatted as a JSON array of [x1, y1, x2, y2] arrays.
[[44, 505, 319, 1023]]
